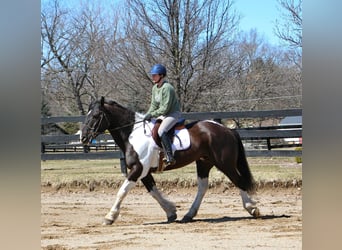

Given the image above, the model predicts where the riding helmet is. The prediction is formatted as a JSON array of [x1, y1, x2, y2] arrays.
[[150, 64, 167, 76]]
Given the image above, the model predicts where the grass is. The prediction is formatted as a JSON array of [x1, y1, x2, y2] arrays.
[[41, 157, 302, 189]]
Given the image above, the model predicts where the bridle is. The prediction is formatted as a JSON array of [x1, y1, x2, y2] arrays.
[[84, 109, 145, 140], [83, 111, 111, 140]]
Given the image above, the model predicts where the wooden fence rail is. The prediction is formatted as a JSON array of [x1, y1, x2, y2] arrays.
[[41, 109, 302, 160]]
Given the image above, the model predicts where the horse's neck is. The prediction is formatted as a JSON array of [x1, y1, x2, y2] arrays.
[[109, 131, 126, 151], [108, 112, 142, 152]]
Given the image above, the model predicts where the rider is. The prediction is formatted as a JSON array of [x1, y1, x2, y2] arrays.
[[144, 64, 181, 166]]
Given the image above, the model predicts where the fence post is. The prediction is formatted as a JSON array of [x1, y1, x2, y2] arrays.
[[41, 142, 45, 153], [83, 145, 90, 153], [266, 138, 272, 150]]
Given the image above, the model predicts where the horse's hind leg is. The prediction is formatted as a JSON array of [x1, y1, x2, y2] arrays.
[[240, 189, 260, 217], [141, 173, 177, 223], [217, 163, 260, 217], [182, 160, 213, 223]]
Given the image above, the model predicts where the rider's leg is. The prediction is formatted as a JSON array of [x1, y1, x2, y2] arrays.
[[158, 116, 178, 165], [160, 132, 176, 165]]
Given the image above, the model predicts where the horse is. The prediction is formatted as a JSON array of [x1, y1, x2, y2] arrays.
[[81, 96, 260, 225]]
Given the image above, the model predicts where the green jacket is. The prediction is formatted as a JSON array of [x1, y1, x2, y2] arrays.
[[147, 81, 181, 117]]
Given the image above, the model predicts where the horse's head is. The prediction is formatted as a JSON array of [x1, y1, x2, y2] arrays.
[[81, 96, 110, 144]]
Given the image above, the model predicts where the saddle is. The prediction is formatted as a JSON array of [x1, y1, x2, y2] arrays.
[[151, 118, 186, 148], [150, 118, 190, 173]]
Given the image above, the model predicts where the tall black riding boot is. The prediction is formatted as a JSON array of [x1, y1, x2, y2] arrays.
[[160, 133, 176, 165]]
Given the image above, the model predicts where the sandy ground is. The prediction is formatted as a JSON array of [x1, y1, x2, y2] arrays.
[[41, 186, 302, 250]]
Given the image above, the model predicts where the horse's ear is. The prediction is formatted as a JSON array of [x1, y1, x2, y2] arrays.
[[100, 96, 105, 106]]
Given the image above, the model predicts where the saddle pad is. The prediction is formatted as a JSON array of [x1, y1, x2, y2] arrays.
[[172, 128, 190, 153]]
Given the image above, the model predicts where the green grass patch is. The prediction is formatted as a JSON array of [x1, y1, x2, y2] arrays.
[[41, 157, 302, 189]]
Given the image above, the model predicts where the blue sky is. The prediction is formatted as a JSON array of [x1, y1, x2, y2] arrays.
[[42, 0, 284, 46], [234, 0, 282, 45]]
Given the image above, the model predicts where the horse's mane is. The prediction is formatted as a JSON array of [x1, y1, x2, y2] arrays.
[[104, 100, 135, 113], [105, 100, 126, 109], [102, 99, 137, 124]]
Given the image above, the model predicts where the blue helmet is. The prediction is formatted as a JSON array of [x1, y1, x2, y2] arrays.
[[150, 64, 167, 75]]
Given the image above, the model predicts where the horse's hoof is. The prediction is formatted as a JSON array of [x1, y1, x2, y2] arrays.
[[167, 214, 177, 223], [180, 215, 193, 223], [251, 207, 260, 218], [102, 218, 114, 225]]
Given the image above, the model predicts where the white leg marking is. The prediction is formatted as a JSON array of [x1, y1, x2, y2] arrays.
[[150, 186, 177, 219], [103, 179, 136, 225], [184, 177, 208, 220], [240, 189, 260, 217]]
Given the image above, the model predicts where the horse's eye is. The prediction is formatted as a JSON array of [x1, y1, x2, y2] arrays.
[[92, 110, 101, 118], [87, 108, 99, 118]]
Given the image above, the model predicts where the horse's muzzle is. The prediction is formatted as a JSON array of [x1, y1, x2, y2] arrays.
[[81, 131, 98, 145], [81, 132, 93, 145], [81, 135, 90, 145]]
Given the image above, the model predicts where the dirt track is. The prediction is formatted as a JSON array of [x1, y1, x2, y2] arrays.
[[41, 186, 302, 250]]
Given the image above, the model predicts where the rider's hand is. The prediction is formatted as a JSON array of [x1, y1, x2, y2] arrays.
[[143, 113, 152, 122]]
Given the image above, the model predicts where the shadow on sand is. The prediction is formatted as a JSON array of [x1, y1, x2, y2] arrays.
[[144, 214, 290, 225]]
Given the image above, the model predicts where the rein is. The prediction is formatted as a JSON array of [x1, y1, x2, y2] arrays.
[[84, 109, 147, 141], [111, 119, 145, 131], [98, 111, 146, 132]]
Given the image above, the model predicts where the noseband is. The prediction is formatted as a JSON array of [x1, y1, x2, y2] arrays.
[[84, 111, 111, 139]]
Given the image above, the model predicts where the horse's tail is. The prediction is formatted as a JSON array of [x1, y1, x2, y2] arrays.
[[233, 130, 256, 193]]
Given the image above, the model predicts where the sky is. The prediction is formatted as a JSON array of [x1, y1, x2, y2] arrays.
[[42, 0, 285, 46], [234, 0, 282, 46]]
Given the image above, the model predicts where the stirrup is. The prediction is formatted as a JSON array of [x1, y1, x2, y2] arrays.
[[163, 156, 176, 166]]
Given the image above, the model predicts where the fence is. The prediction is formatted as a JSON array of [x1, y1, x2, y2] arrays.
[[41, 109, 302, 160]]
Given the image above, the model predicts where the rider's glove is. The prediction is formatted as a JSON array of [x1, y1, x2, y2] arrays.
[[143, 113, 152, 122]]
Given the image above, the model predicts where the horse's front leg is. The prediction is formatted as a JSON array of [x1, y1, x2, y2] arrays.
[[103, 178, 136, 225], [103, 146, 144, 225], [141, 173, 177, 222], [240, 189, 260, 217]]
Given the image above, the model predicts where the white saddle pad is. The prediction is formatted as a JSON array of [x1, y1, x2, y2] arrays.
[[171, 128, 190, 153], [128, 120, 190, 175]]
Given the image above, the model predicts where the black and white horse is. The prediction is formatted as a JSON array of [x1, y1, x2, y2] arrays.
[[81, 97, 260, 225]]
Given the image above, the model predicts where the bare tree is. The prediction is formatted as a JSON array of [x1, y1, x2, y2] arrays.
[[41, 0, 84, 114], [41, 0, 121, 115], [275, 0, 302, 48], [209, 30, 302, 113], [273, 0, 302, 106], [275, 0, 302, 70], [41, 0, 302, 117], [115, 0, 240, 112]]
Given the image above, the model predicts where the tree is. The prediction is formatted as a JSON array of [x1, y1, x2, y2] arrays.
[[41, 0, 85, 114], [275, 0, 302, 69], [41, 0, 302, 117], [275, 0, 302, 49], [41, 0, 121, 115], [273, 0, 302, 107], [206, 29, 302, 114], [41, 95, 51, 117], [226, 31, 282, 110], [115, 0, 240, 112]]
